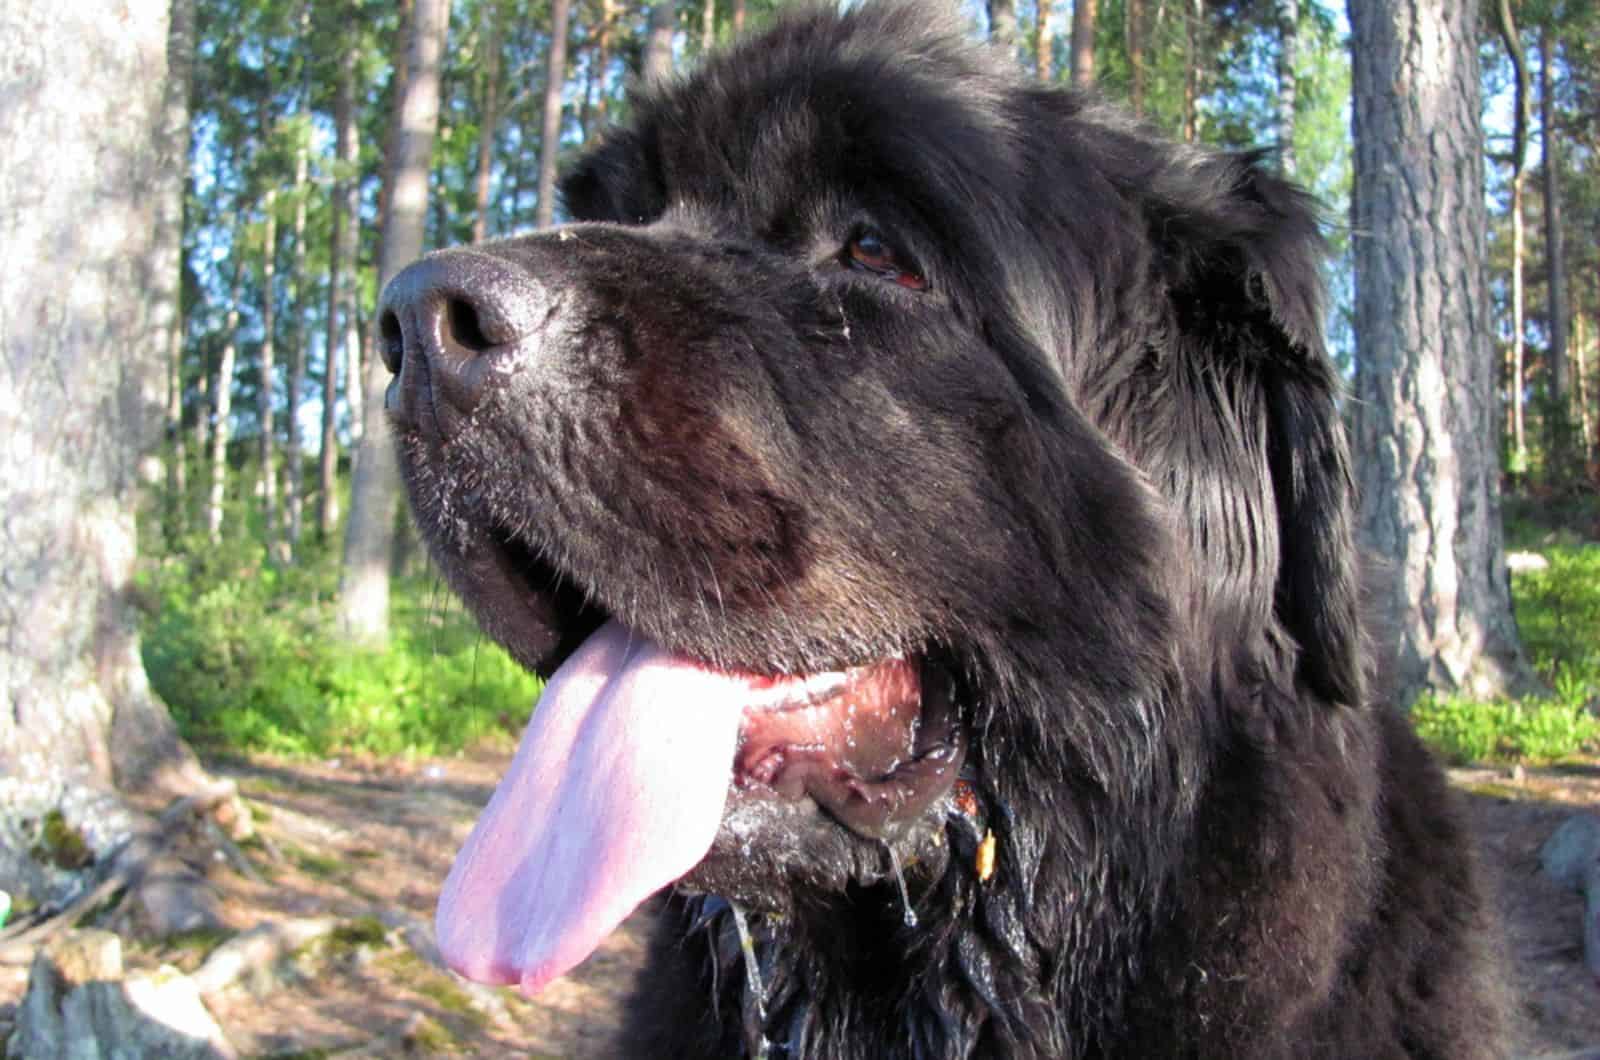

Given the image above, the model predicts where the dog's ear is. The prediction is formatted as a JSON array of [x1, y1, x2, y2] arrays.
[[1133, 152, 1362, 706]]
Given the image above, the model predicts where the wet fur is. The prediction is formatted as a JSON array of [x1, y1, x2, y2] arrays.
[[399, 3, 1505, 1057]]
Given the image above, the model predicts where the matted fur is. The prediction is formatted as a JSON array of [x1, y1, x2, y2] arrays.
[[385, 4, 1506, 1057]]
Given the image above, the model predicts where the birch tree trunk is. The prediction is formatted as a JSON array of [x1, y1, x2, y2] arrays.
[[0, 0, 206, 847], [536, 0, 572, 228], [258, 183, 280, 539], [1276, 0, 1298, 175], [206, 260, 243, 544], [338, 0, 450, 643], [473, 2, 502, 243], [989, 0, 1018, 54], [319, 44, 359, 539], [1495, 0, 1529, 473], [285, 131, 310, 550], [643, 2, 675, 84], [1349, 0, 1530, 702]]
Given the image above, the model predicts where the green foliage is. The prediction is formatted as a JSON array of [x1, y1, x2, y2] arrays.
[[1414, 541, 1600, 765], [139, 531, 541, 758], [1413, 695, 1599, 765]]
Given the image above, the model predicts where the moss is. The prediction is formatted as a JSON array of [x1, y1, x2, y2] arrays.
[[1458, 781, 1527, 801], [31, 810, 93, 871], [330, 916, 388, 949], [283, 843, 343, 880], [405, 1015, 459, 1052], [163, 927, 236, 961], [379, 951, 488, 1030]]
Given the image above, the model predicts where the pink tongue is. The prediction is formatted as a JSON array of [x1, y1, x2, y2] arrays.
[[435, 619, 750, 995]]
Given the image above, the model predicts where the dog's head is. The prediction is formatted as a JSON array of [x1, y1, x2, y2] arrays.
[[381, 1, 1357, 998]]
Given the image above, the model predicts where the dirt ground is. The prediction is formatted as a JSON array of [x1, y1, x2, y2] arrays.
[[4, 750, 1600, 1058]]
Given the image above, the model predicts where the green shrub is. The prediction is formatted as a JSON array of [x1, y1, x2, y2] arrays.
[[1413, 695, 1598, 765], [1412, 542, 1600, 765], [139, 534, 540, 757]]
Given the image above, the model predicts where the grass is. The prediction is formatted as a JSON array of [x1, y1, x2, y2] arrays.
[[1413, 502, 1600, 765]]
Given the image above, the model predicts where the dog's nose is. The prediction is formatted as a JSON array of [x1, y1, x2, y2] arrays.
[[378, 249, 549, 433]]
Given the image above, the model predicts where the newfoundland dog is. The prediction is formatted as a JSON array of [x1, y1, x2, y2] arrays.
[[378, 3, 1505, 1056]]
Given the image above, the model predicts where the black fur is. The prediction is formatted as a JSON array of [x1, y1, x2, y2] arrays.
[[384, 4, 1505, 1057]]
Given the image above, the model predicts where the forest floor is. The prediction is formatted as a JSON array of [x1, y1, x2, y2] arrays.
[[4, 749, 1600, 1059]]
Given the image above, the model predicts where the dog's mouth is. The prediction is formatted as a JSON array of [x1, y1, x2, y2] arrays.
[[433, 534, 964, 996]]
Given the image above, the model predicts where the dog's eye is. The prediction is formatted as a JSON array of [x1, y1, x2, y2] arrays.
[[845, 230, 927, 291]]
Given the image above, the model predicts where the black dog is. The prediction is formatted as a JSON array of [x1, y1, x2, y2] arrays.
[[379, 4, 1505, 1056]]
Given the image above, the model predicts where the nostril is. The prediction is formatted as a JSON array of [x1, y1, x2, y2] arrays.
[[380, 310, 405, 374], [444, 296, 495, 356]]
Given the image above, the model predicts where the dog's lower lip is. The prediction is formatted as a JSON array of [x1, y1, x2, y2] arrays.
[[731, 656, 965, 839]]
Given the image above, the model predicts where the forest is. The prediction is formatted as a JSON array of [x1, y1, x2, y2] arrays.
[[3, 0, 1600, 1055]]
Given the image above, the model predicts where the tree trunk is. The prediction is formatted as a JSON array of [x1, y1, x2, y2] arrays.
[[320, 44, 359, 540], [0, 0, 207, 825], [643, 2, 675, 84], [207, 260, 243, 544], [701, 0, 716, 52], [1576, 310, 1594, 468], [473, 3, 502, 243], [1276, 0, 1298, 174], [338, 0, 450, 643], [1348, 0, 1529, 702], [157, 0, 194, 539], [1035, 0, 1055, 83], [285, 132, 310, 550], [1495, 0, 1529, 474], [592, 0, 617, 128], [258, 182, 280, 540], [732, 0, 745, 35], [536, 0, 572, 228], [1126, 0, 1146, 116], [1183, 0, 1201, 142], [1070, 0, 1095, 89], [989, 0, 1018, 53], [1539, 23, 1571, 475]]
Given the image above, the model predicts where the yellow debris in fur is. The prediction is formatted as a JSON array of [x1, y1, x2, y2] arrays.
[[976, 830, 996, 883]]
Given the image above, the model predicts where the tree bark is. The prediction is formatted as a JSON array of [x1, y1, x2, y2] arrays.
[[586, 0, 617, 130], [701, 0, 716, 52], [536, 0, 572, 228], [320, 44, 359, 540], [257, 181, 280, 540], [1183, 0, 1202, 142], [1070, 0, 1095, 89], [473, 3, 502, 243], [732, 0, 745, 36], [0, 0, 206, 828], [1540, 23, 1571, 474], [1348, 0, 1530, 702], [285, 130, 310, 550], [989, 0, 1018, 54], [338, 0, 450, 643], [643, 2, 675, 84], [158, 0, 194, 539], [1495, 0, 1530, 473], [1035, 0, 1055, 83], [1276, 0, 1298, 175], [206, 259, 243, 545], [1126, 0, 1146, 116]]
